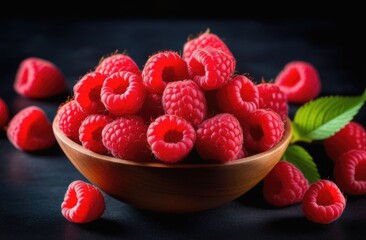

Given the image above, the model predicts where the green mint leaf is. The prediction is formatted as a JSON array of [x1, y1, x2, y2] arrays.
[[283, 144, 320, 183], [292, 89, 366, 143]]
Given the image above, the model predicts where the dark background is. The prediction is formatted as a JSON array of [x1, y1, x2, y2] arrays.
[[0, 9, 365, 240]]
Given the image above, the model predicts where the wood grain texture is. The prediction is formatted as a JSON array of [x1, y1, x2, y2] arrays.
[[53, 116, 292, 213]]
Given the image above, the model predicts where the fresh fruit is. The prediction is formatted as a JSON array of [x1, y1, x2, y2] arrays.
[[14, 57, 67, 99], [263, 161, 309, 207], [61, 180, 105, 223], [7, 106, 55, 151], [302, 180, 346, 224], [138, 92, 164, 123], [0, 98, 10, 129], [275, 61, 321, 103], [257, 82, 288, 121], [95, 54, 141, 77]]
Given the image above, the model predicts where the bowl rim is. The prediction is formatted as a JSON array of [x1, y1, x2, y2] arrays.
[[53, 116, 292, 169]]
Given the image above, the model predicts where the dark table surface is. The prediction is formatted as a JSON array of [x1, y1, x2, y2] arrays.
[[0, 19, 365, 240]]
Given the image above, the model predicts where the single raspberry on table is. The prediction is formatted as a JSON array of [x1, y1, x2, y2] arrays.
[[274, 61, 321, 103], [101, 71, 146, 116], [57, 100, 88, 143], [61, 180, 105, 223], [102, 115, 150, 161], [217, 75, 259, 119], [73, 72, 107, 114], [162, 80, 207, 126], [324, 121, 366, 162], [334, 150, 366, 195], [263, 161, 309, 207], [14, 57, 67, 99], [95, 53, 141, 77], [0, 98, 10, 129], [7, 106, 55, 151], [302, 180, 346, 224], [195, 113, 243, 163], [138, 92, 164, 123], [142, 51, 189, 94], [187, 47, 235, 91], [257, 82, 288, 121], [79, 114, 113, 154]]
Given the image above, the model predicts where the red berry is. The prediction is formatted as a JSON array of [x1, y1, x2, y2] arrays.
[[217, 75, 259, 119], [138, 92, 164, 123], [188, 47, 235, 91], [257, 83, 288, 121], [195, 113, 243, 163], [102, 116, 150, 161], [324, 121, 366, 162], [57, 100, 88, 143], [14, 57, 67, 99], [275, 61, 321, 103], [334, 150, 366, 195], [235, 147, 247, 159], [79, 114, 113, 154], [0, 98, 10, 129], [240, 109, 284, 153], [142, 51, 189, 94], [101, 71, 145, 116], [147, 114, 196, 163], [162, 80, 207, 126], [73, 72, 107, 114], [7, 106, 55, 151], [61, 180, 105, 223], [263, 161, 309, 207], [95, 54, 141, 77], [302, 180, 346, 224]]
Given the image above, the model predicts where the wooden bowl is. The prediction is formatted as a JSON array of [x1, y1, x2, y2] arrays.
[[53, 116, 292, 213]]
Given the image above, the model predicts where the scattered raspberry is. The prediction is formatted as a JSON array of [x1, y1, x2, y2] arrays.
[[147, 114, 196, 163], [263, 161, 309, 207], [162, 80, 207, 126], [79, 114, 113, 154], [7, 106, 55, 151], [195, 113, 243, 163], [101, 71, 145, 116], [302, 180, 346, 224], [324, 121, 366, 162], [257, 82, 288, 121], [240, 109, 284, 153], [0, 98, 10, 129], [188, 47, 235, 91], [14, 57, 67, 99], [142, 51, 189, 94], [61, 180, 105, 223], [334, 150, 366, 195], [57, 100, 88, 143], [217, 75, 258, 119], [138, 92, 164, 123], [95, 54, 141, 77], [275, 61, 321, 103], [102, 116, 150, 161], [73, 72, 107, 114]]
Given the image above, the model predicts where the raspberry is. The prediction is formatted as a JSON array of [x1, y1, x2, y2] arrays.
[[95, 54, 141, 77], [263, 161, 309, 207], [257, 82, 288, 121], [138, 92, 164, 123], [102, 116, 150, 161], [275, 61, 321, 103], [14, 57, 67, 99], [79, 114, 113, 154], [334, 150, 366, 195], [0, 98, 10, 129], [61, 180, 105, 223], [236, 147, 247, 159], [162, 80, 207, 126], [101, 71, 145, 116], [195, 113, 243, 163], [7, 106, 55, 151], [147, 114, 195, 163], [188, 47, 235, 91], [302, 180, 346, 224], [142, 51, 189, 94], [57, 100, 87, 143], [73, 72, 107, 114], [217, 75, 259, 119], [324, 121, 366, 162], [240, 109, 284, 153], [183, 31, 235, 69]]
